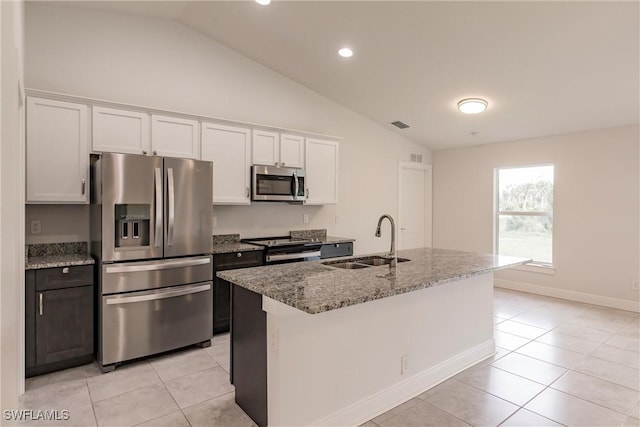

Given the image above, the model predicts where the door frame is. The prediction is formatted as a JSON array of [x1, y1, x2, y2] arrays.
[[397, 161, 433, 250]]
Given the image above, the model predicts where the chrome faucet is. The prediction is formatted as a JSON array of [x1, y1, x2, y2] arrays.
[[375, 214, 397, 265]]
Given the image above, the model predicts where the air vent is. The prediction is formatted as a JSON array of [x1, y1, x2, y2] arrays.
[[410, 153, 423, 163], [391, 121, 410, 129]]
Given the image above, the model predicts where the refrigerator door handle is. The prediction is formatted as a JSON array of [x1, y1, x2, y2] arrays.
[[103, 256, 211, 274], [167, 167, 175, 246], [105, 283, 211, 305], [154, 167, 163, 247]]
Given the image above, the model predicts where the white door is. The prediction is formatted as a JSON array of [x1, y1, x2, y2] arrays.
[[305, 138, 339, 205], [26, 97, 89, 203], [279, 134, 305, 168], [201, 122, 251, 205], [151, 114, 200, 159], [92, 106, 150, 155], [252, 129, 280, 166], [398, 162, 432, 249]]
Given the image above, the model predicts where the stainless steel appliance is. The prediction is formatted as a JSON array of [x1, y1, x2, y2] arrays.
[[91, 153, 213, 372], [241, 236, 321, 264], [251, 165, 306, 202]]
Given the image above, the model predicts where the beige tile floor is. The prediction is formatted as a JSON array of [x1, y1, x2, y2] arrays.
[[18, 289, 640, 426]]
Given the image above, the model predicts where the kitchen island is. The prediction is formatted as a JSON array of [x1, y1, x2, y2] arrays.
[[218, 248, 530, 427]]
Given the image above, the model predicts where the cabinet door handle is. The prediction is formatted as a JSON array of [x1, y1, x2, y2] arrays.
[[306, 188, 310, 198], [246, 187, 250, 198], [81, 178, 86, 195], [281, 162, 285, 166], [39, 293, 43, 316], [62, 267, 69, 274], [153, 151, 158, 155], [142, 150, 148, 155], [236, 252, 242, 258]]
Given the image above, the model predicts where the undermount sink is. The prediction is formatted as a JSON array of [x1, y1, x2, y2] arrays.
[[323, 256, 410, 269]]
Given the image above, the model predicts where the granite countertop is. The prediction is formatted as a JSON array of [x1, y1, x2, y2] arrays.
[[25, 242, 95, 270], [26, 254, 95, 270], [211, 242, 264, 255], [217, 247, 530, 314]]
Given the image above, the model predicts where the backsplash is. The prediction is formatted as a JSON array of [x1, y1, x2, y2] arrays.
[[290, 229, 327, 241], [212, 234, 241, 244], [27, 242, 88, 257]]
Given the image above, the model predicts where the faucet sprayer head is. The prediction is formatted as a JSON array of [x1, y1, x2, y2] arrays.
[[375, 226, 381, 237]]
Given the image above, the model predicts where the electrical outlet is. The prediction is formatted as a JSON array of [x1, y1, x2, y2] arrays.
[[632, 280, 639, 291], [212, 216, 218, 228], [30, 220, 41, 234], [401, 354, 408, 375], [303, 214, 309, 224]]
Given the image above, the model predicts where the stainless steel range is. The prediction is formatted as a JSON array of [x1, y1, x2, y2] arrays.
[[91, 153, 214, 372], [241, 236, 322, 264]]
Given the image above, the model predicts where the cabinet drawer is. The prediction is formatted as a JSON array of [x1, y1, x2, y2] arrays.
[[214, 251, 264, 271], [35, 265, 94, 291], [320, 242, 353, 259]]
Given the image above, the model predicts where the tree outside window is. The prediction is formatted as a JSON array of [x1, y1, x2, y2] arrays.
[[495, 165, 554, 265]]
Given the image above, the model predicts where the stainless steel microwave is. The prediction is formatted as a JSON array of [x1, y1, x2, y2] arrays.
[[252, 165, 306, 202]]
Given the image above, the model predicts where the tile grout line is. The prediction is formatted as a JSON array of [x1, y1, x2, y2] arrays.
[[148, 357, 194, 427]]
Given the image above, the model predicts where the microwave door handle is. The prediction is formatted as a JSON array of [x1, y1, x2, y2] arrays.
[[293, 171, 299, 200], [167, 167, 175, 246], [154, 167, 162, 247]]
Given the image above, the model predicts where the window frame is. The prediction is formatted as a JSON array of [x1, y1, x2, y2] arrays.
[[493, 164, 555, 269]]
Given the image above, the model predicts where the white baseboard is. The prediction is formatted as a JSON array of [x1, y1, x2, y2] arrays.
[[494, 279, 640, 313], [310, 339, 495, 427]]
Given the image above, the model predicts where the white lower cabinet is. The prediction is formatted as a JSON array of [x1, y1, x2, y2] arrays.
[[151, 114, 200, 159], [201, 122, 252, 205], [26, 97, 89, 203], [305, 138, 339, 205], [92, 106, 150, 155]]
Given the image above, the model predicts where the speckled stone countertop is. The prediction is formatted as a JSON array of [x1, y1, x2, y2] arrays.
[[212, 234, 263, 255], [218, 247, 530, 314], [26, 242, 95, 270]]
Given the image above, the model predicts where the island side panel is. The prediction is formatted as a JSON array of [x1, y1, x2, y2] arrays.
[[231, 284, 268, 427], [265, 273, 495, 427]]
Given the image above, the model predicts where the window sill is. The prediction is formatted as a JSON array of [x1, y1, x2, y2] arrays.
[[510, 263, 555, 275]]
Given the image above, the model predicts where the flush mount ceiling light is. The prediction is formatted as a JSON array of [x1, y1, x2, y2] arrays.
[[457, 98, 488, 114], [255, 0, 271, 5], [338, 47, 354, 58]]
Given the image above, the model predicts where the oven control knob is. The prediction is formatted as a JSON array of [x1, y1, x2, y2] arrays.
[[236, 252, 242, 258]]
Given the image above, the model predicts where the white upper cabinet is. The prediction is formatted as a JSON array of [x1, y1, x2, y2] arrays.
[[201, 122, 252, 205], [305, 138, 339, 205], [151, 114, 200, 159], [92, 106, 150, 155], [252, 130, 280, 166], [252, 130, 305, 168], [27, 97, 89, 203], [279, 134, 305, 168]]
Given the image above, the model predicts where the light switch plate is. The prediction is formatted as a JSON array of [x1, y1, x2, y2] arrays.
[[30, 220, 41, 234]]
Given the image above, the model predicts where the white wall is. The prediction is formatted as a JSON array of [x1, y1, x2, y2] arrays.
[[24, 3, 431, 254], [433, 125, 640, 308], [1, 0, 25, 411]]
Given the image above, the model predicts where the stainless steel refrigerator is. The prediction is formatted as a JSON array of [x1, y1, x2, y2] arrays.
[[91, 153, 213, 372]]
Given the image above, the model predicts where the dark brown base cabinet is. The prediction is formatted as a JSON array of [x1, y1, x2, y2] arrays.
[[25, 266, 94, 377], [213, 250, 263, 334]]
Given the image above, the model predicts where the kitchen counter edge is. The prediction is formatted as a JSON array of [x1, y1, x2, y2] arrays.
[[26, 254, 96, 270]]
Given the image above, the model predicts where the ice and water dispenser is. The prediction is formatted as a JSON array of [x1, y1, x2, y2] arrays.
[[115, 204, 150, 248]]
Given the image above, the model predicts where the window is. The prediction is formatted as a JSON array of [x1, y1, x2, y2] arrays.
[[495, 165, 554, 266]]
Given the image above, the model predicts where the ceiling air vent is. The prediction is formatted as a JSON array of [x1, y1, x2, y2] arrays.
[[391, 121, 410, 129], [410, 153, 423, 163]]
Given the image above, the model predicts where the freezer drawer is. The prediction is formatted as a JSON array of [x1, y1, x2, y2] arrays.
[[101, 282, 213, 366], [102, 255, 212, 294]]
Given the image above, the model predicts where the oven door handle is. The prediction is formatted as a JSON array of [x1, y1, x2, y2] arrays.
[[266, 250, 321, 263], [105, 283, 211, 305]]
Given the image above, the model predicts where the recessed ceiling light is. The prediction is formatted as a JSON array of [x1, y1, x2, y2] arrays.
[[255, 0, 271, 5], [338, 47, 353, 58], [457, 98, 488, 114]]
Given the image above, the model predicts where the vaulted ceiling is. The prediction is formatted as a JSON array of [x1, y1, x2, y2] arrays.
[[47, 1, 640, 150]]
